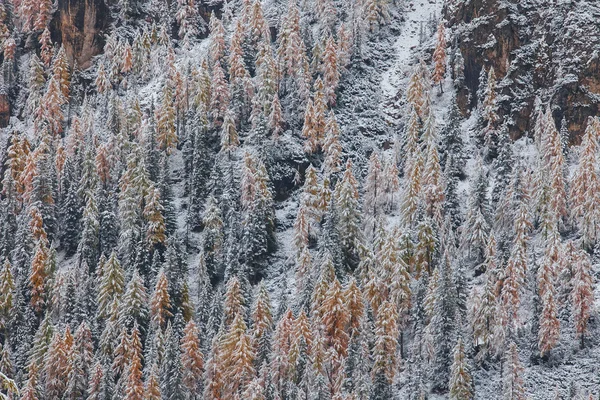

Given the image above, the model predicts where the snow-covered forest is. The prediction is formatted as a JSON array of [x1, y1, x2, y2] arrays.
[[0, 0, 599, 398]]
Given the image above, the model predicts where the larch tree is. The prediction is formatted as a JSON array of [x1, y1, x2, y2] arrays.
[[363, 152, 384, 221], [323, 110, 343, 176], [156, 81, 178, 155], [181, 319, 204, 397], [124, 327, 144, 400], [143, 186, 167, 248], [150, 269, 173, 330], [569, 117, 600, 249], [334, 160, 362, 268], [251, 282, 273, 365], [449, 337, 473, 400], [176, 0, 199, 48], [371, 300, 398, 398], [432, 22, 447, 93], [502, 342, 526, 400], [321, 35, 340, 106], [500, 200, 531, 328], [40, 27, 53, 67], [96, 251, 125, 319], [52, 46, 71, 100], [0, 260, 15, 331], [571, 247, 594, 348], [470, 234, 498, 362]]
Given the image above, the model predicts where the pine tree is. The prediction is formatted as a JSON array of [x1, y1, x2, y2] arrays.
[[145, 362, 162, 400], [119, 268, 149, 331], [35, 0, 53, 31], [406, 63, 427, 119], [210, 63, 230, 125], [36, 75, 65, 137], [449, 337, 473, 400], [481, 68, 500, 154], [222, 312, 256, 397], [428, 256, 457, 391], [208, 12, 226, 68]]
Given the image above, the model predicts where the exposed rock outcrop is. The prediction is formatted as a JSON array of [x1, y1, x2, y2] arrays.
[[445, 0, 600, 141], [50, 0, 110, 69]]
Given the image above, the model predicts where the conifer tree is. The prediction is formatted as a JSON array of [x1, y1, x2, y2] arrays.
[[252, 282, 273, 365], [571, 247, 593, 348], [44, 331, 69, 399], [432, 22, 447, 93], [502, 342, 526, 400], [151, 269, 173, 330], [145, 362, 162, 400], [220, 110, 239, 153], [334, 160, 362, 268], [40, 27, 53, 66], [97, 251, 125, 319], [144, 186, 167, 247], [157, 81, 178, 155], [323, 111, 343, 176], [470, 234, 498, 362], [0, 260, 14, 331], [449, 337, 473, 400], [125, 325, 144, 400], [176, 0, 199, 48], [29, 237, 50, 314], [119, 268, 149, 331], [65, 322, 94, 399], [570, 117, 600, 248], [181, 319, 204, 397], [208, 12, 226, 68], [371, 300, 398, 397], [321, 36, 340, 106], [363, 152, 384, 221], [52, 46, 71, 100]]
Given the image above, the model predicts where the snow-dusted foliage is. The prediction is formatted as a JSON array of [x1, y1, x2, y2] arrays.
[[0, 0, 598, 399]]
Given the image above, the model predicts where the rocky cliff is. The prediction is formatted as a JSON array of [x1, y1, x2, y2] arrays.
[[445, 0, 600, 142], [50, 0, 110, 69]]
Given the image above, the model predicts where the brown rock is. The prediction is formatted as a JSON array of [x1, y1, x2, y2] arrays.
[[51, 0, 110, 70], [445, 0, 600, 141], [0, 94, 10, 128]]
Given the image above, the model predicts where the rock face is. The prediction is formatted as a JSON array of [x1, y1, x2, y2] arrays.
[[0, 93, 10, 128], [445, 0, 600, 142], [50, 0, 110, 70]]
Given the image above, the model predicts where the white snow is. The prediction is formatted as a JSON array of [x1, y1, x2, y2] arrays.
[[380, 0, 443, 101]]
